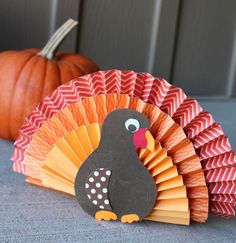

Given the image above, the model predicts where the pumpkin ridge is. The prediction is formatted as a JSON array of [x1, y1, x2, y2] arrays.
[[67, 62, 85, 79], [38, 58, 48, 102], [7, 52, 36, 139], [61, 59, 87, 75], [13, 53, 37, 85], [58, 61, 76, 85], [42, 59, 60, 98], [55, 62, 62, 85], [14, 56, 41, 138], [59, 55, 98, 74]]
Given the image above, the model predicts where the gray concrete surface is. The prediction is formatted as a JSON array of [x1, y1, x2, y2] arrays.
[[0, 100, 236, 243]]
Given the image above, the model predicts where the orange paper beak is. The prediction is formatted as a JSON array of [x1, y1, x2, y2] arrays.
[[145, 130, 155, 152], [133, 128, 155, 152]]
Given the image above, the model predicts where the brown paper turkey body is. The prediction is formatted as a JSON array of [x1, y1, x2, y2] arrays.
[[75, 109, 157, 222], [12, 70, 236, 225]]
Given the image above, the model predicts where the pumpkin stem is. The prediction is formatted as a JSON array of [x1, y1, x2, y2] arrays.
[[38, 18, 78, 60]]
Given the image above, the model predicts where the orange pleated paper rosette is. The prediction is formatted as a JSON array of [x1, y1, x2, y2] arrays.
[[12, 69, 236, 225]]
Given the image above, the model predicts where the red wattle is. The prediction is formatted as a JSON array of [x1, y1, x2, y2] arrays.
[[133, 128, 148, 148]]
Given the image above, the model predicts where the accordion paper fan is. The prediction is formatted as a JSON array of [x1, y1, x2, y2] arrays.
[[12, 69, 236, 225]]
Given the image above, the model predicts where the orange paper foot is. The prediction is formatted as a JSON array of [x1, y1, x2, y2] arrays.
[[121, 214, 140, 223], [95, 210, 117, 221]]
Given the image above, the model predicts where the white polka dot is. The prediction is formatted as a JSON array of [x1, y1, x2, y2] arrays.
[[93, 200, 98, 205], [91, 189, 96, 194], [96, 183, 101, 188], [104, 199, 109, 205], [101, 177, 106, 182], [97, 194, 103, 199], [89, 177, 94, 183], [85, 183, 89, 189], [102, 188, 107, 193], [106, 170, 111, 176], [99, 205, 104, 209], [87, 195, 91, 199], [94, 171, 99, 176]]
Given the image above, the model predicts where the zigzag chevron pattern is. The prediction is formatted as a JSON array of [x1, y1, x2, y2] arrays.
[[12, 69, 236, 218], [105, 70, 122, 94], [198, 135, 232, 160], [12, 162, 25, 174], [172, 98, 203, 127], [26, 109, 47, 129], [209, 181, 236, 194], [160, 86, 186, 116], [210, 194, 236, 203], [184, 111, 215, 139], [192, 123, 224, 149], [11, 147, 24, 163], [211, 201, 235, 217], [139, 73, 155, 101], [147, 78, 171, 107], [14, 134, 31, 149], [205, 167, 236, 183], [58, 80, 83, 103], [120, 71, 136, 95], [201, 151, 236, 170], [20, 122, 36, 137]]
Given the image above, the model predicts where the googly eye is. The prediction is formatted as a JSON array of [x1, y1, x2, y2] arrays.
[[125, 118, 140, 133]]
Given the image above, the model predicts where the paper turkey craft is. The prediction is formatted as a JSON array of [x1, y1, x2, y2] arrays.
[[12, 70, 236, 225]]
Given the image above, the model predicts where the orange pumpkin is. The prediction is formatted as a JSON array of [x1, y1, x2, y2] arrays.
[[0, 19, 99, 140]]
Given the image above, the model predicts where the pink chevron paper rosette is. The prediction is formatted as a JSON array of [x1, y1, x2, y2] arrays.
[[12, 69, 236, 218]]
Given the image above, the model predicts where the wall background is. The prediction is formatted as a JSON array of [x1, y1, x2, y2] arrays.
[[0, 0, 235, 98]]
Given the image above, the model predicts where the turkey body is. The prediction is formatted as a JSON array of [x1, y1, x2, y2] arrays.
[[75, 109, 157, 220], [75, 145, 157, 220]]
